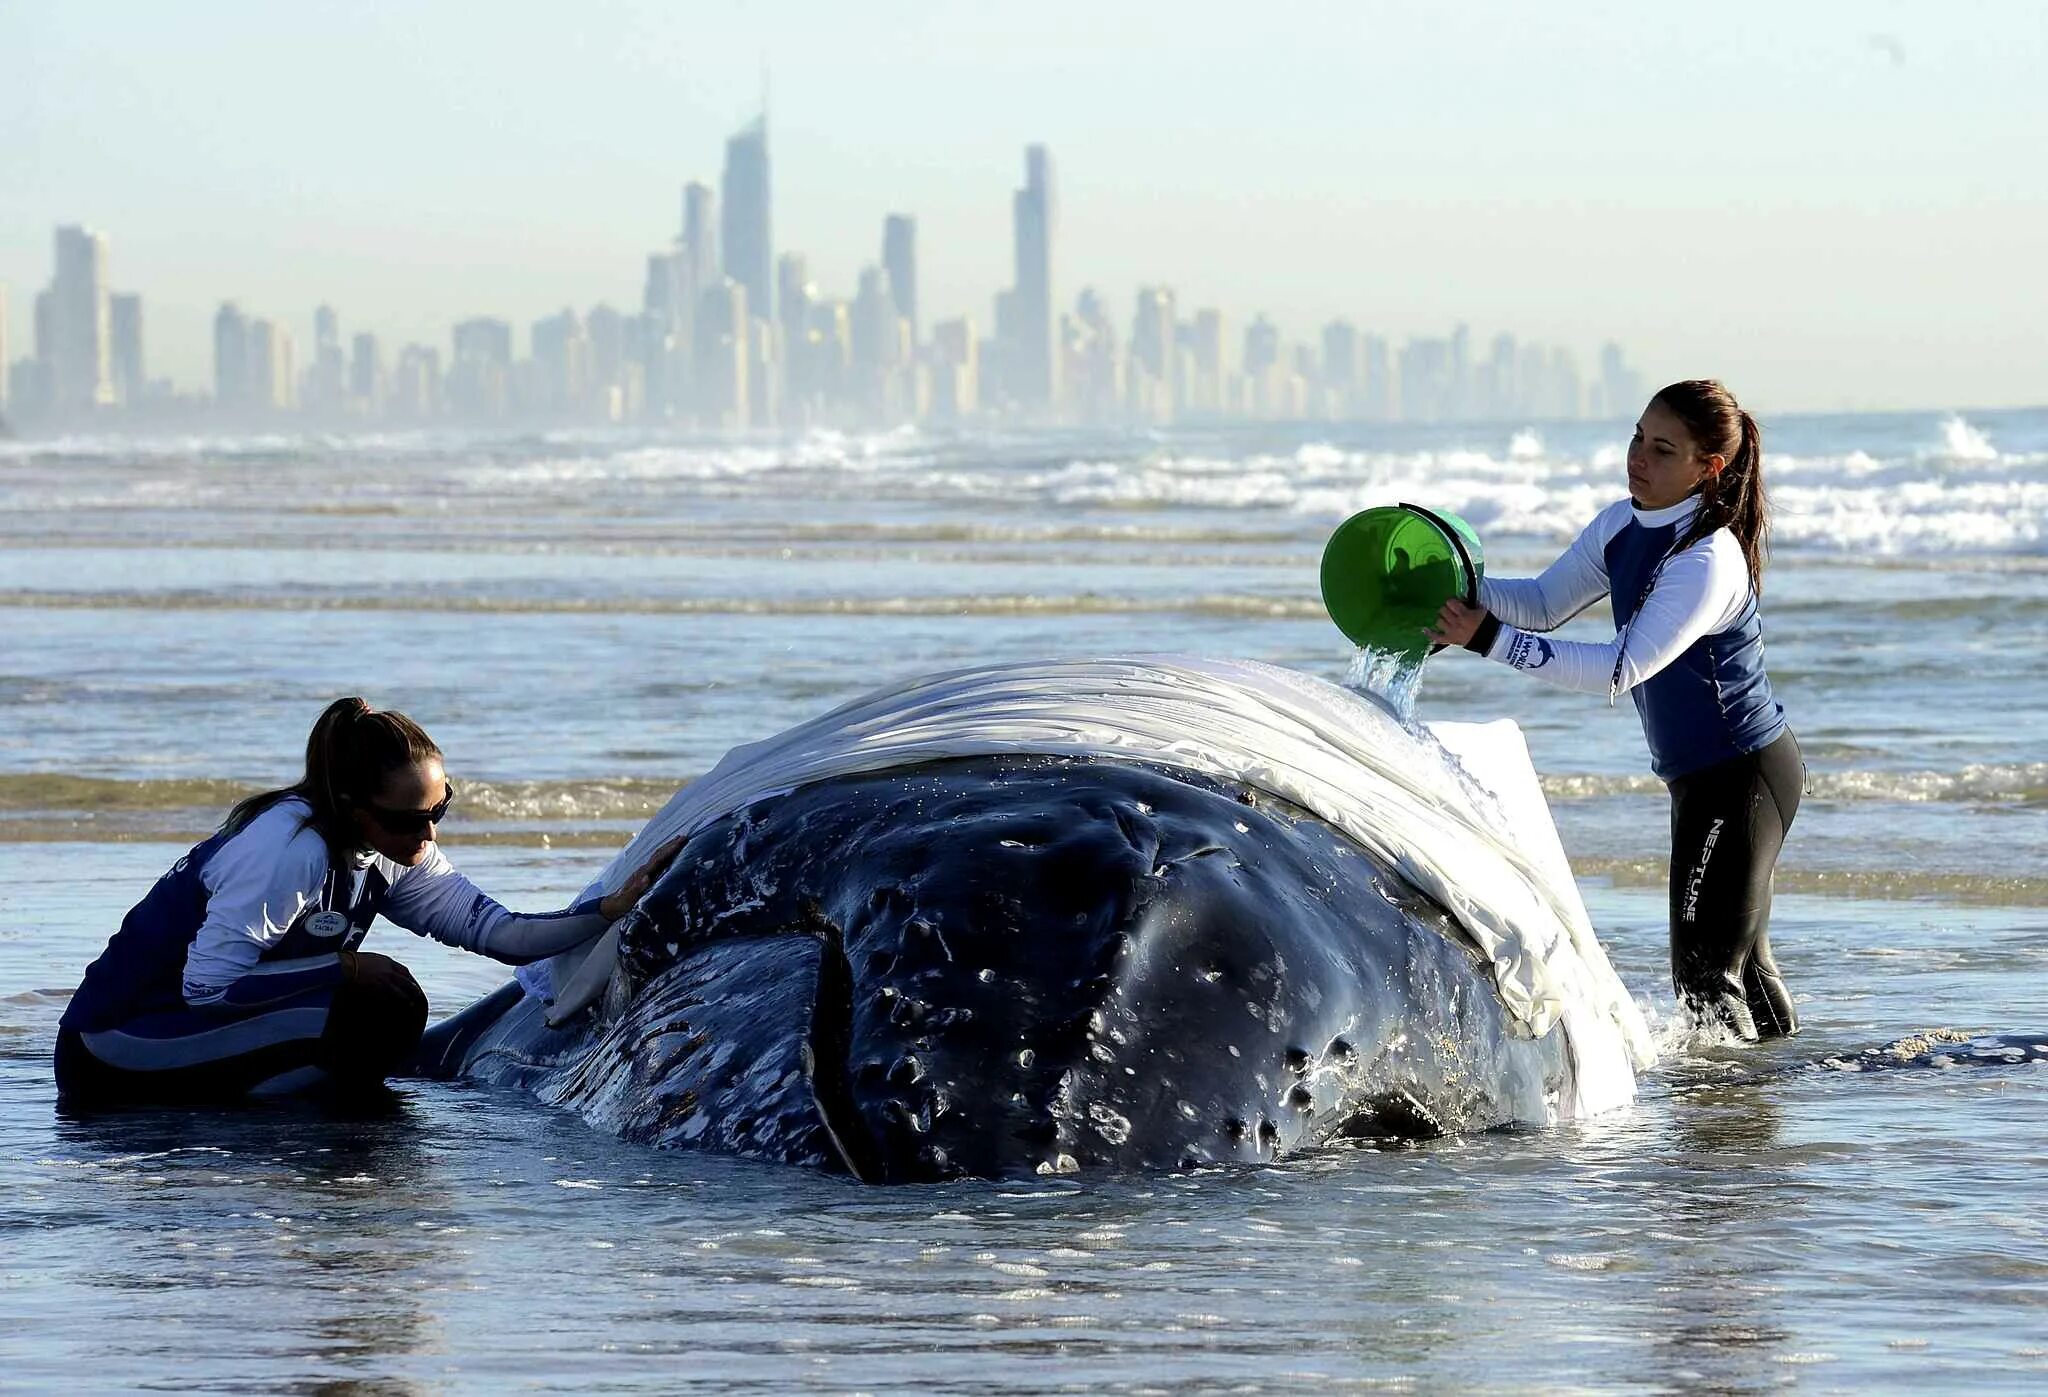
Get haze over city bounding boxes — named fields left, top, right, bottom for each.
left=3, top=0, right=2044, bottom=416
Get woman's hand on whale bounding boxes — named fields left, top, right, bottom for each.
left=1426, top=599, right=1487, bottom=650
left=600, top=836, right=686, bottom=921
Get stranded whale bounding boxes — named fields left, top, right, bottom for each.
left=415, top=657, right=1655, bottom=1180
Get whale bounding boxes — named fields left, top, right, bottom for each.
left=415, top=657, right=1655, bottom=1181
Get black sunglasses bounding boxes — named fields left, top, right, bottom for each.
left=361, top=781, right=456, bottom=835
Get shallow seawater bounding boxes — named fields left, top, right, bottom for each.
left=3, top=416, right=2046, bottom=1390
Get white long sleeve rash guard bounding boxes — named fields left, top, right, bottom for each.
left=1474, top=495, right=1752, bottom=695
left=180, top=797, right=611, bottom=1006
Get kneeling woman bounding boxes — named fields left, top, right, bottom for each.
left=1430, top=379, right=1803, bottom=1041
left=56, top=698, right=677, bottom=1103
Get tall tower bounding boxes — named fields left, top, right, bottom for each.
left=109, top=293, right=144, bottom=407
left=214, top=302, right=250, bottom=410
left=882, top=214, right=917, bottom=346
left=312, top=304, right=344, bottom=414
left=50, top=225, right=112, bottom=413
left=1009, top=146, right=1056, bottom=413
left=681, top=181, right=718, bottom=296
left=720, top=117, right=772, bottom=327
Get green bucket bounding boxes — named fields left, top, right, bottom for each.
left=1320, top=503, right=1485, bottom=658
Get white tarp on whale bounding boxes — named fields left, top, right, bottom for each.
left=569, top=655, right=1656, bottom=1120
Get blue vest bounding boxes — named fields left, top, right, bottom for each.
left=60, top=810, right=390, bottom=1033
left=1606, top=519, right=1786, bottom=782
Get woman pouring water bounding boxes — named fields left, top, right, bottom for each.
left=55, top=697, right=681, bottom=1104
left=1427, top=379, right=1803, bottom=1042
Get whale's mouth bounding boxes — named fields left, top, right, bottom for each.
left=797, top=902, right=883, bottom=1183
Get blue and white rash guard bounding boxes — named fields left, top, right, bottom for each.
left=1474, top=495, right=1787, bottom=781
left=61, top=796, right=610, bottom=1033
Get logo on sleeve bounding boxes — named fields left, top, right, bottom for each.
left=1507, top=634, right=1555, bottom=671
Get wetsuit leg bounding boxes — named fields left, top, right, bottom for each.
left=320, top=951, right=430, bottom=1084
left=1666, top=729, right=1803, bottom=1041
left=57, top=983, right=339, bottom=1105
left=54, top=953, right=429, bottom=1106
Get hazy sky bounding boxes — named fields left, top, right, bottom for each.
left=3, top=0, right=2044, bottom=412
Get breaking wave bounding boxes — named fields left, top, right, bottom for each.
left=4, top=413, right=2043, bottom=556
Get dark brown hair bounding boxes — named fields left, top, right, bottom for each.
left=1650, top=379, right=1769, bottom=592
left=223, top=697, right=442, bottom=856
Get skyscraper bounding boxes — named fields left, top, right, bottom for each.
left=1125, top=287, right=1177, bottom=422
left=1321, top=319, right=1360, bottom=417
left=694, top=279, right=750, bottom=429
left=214, top=302, right=250, bottom=409
left=109, top=293, right=143, bottom=408
left=310, top=305, right=344, bottom=414
left=777, top=253, right=815, bottom=411
left=882, top=214, right=917, bottom=345
left=720, top=118, right=772, bottom=327
left=1186, top=309, right=1227, bottom=416
left=451, top=317, right=513, bottom=418
left=681, top=181, right=718, bottom=296
left=1008, top=146, right=1056, bottom=412
left=350, top=332, right=382, bottom=413
left=50, top=225, right=112, bottom=414
left=248, top=319, right=294, bottom=411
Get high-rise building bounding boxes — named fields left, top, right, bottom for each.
left=248, top=319, right=294, bottom=411
left=775, top=252, right=813, bottom=410
left=349, top=332, right=382, bottom=413
left=1185, top=309, right=1227, bottom=417
left=682, top=181, right=718, bottom=296
left=530, top=309, right=592, bottom=417
left=1129, top=286, right=1177, bottom=421
left=390, top=344, right=441, bottom=419
left=1007, top=145, right=1056, bottom=412
left=882, top=214, right=917, bottom=346
left=1597, top=341, right=1642, bottom=420
left=309, top=305, right=345, bottom=414
left=694, top=279, right=750, bottom=428
left=851, top=265, right=910, bottom=423
left=1321, top=320, right=1359, bottom=417
left=50, top=225, right=112, bottom=414
left=1065, top=289, right=1121, bottom=424
left=109, top=293, right=143, bottom=408
left=929, top=317, right=978, bottom=421
left=214, top=302, right=250, bottom=410
left=1362, top=335, right=1392, bottom=421
left=586, top=303, right=629, bottom=420
left=449, top=317, right=513, bottom=419
left=1243, top=315, right=1283, bottom=417
left=720, top=118, right=772, bottom=327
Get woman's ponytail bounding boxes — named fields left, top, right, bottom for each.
left=1728, top=410, right=1769, bottom=593
left=223, top=696, right=441, bottom=856
left=1653, top=380, right=1770, bottom=594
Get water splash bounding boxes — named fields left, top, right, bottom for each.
left=1344, top=645, right=1427, bottom=723
left=1938, top=415, right=1997, bottom=463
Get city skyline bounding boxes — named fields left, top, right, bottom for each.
left=4, top=2, right=2044, bottom=414
left=3, top=131, right=1646, bottom=435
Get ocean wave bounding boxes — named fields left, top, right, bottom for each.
left=4, top=416, right=2044, bottom=555
left=1543, top=763, right=2047, bottom=805
left=0, top=589, right=1328, bottom=619
left=1576, top=857, right=2048, bottom=907
left=0, top=773, right=678, bottom=820
left=7, top=761, right=2038, bottom=824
